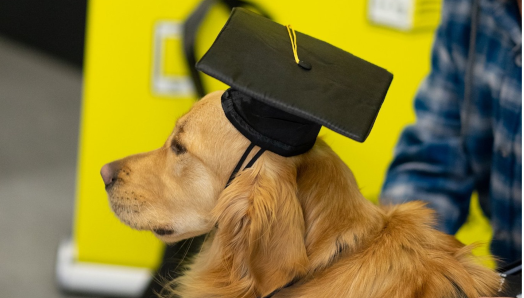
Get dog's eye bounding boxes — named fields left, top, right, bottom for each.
left=171, top=140, right=187, bottom=155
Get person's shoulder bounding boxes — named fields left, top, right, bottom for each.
left=441, top=0, right=474, bottom=25
left=437, top=0, right=474, bottom=53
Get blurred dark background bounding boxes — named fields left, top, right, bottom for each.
left=0, top=1, right=89, bottom=297
left=0, top=0, right=87, bottom=67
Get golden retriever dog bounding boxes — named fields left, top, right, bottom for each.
left=101, top=91, right=501, bottom=298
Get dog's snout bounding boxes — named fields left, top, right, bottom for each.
left=101, top=162, right=119, bottom=189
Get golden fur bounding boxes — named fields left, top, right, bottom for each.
left=104, top=91, right=500, bottom=298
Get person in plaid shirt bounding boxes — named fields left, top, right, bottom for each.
left=381, top=0, right=521, bottom=266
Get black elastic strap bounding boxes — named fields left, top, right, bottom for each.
left=224, top=142, right=289, bottom=298
left=183, top=0, right=272, bottom=98
left=225, top=143, right=265, bottom=188
left=226, top=143, right=255, bottom=187
left=245, top=148, right=266, bottom=169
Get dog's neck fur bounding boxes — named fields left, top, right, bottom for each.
left=169, top=141, right=385, bottom=298
left=295, top=141, right=384, bottom=273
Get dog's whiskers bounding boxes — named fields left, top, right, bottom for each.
left=173, top=237, right=194, bottom=274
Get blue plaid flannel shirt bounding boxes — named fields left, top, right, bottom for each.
left=381, top=0, right=521, bottom=264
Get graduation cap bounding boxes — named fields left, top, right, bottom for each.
left=195, top=7, right=393, bottom=182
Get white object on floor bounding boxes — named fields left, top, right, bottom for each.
left=56, top=238, right=152, bottom=297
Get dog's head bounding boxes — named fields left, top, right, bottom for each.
left=102, top=90, right=312, bottom=295
left=101, top=91, right=252, bottom=243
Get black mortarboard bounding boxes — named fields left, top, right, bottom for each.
left=196, top=7, right=393, bottom=157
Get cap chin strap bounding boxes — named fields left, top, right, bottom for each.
left=223, top=144, right=300, bottom=298
left=225, top=143, right=266, bottom=188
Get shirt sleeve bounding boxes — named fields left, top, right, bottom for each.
left=380, top=0, right=475, bottom=235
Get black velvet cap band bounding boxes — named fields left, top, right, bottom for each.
left=222, top=89, right=321, bottom=157
left=196, top=8, right=393, bottom=157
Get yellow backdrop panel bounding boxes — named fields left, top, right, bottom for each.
left=75, top=0, right=491, bottom=270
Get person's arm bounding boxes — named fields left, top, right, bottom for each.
left=381, top=0, right=475, bottom=235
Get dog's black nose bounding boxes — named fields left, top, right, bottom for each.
left=101, top=162, right=119, bottom=189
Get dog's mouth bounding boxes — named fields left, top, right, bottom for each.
left=153, top=228, right=175, bottom=236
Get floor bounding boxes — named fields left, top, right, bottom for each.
left=0, top=36, right=102, bottom=298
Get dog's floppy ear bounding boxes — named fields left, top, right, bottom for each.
left=213, top=153, right=308, bottom=297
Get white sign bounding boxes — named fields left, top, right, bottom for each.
left=152, top=21, right=194, bottom=97
left=368, top=0, right=442, bottom=31
left=368, top=0, right=413, bottom=30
